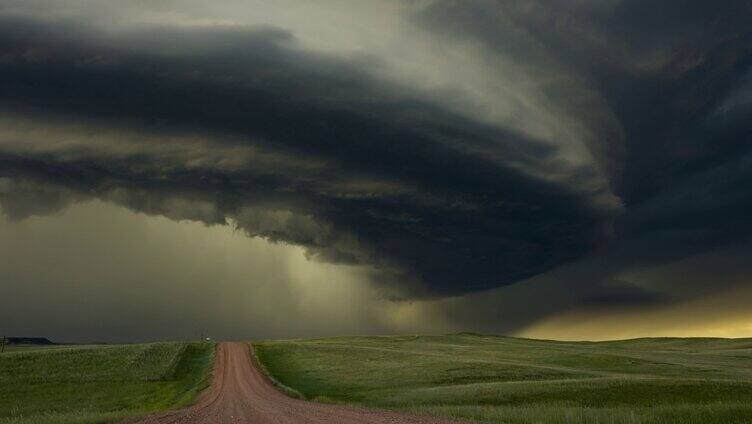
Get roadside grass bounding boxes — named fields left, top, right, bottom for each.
left=0, top=342, right=215, bottom=424
left=254, top=334, right=752, bottom=424
left=249, top=346, right=304, bottom=400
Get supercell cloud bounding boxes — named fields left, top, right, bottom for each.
left=1, top=1, right=751, bottom=340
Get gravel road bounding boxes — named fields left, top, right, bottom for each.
left=132, top=341, right=463, bottom=423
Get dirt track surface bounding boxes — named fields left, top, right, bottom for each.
left=133, top=341, right=463, bottom=423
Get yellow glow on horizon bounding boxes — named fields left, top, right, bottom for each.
left=515, top=288, right=752, bottom=341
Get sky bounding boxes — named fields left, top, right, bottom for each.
left=1, top=0, right=751, bottom=342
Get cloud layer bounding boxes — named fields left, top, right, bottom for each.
left=1, top=1, right=751, bottom=338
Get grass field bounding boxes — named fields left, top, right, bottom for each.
left=0, top=342, right=214, bottom=424
left=254, top=334, right=752, bottom=424
left=2, top=345, right=71, bottom=353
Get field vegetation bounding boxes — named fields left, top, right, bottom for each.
left=254, top=334, right=752, bottom=424
left=0, top=342, right=214, bottom=424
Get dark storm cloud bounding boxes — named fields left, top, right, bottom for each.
left=417, top=0, right=752, bottom=267
left=1, top=0, right=751, bottom=307
left=577, top=280, right=669, bottom=307
left=0, top=13, right=616, bottom=296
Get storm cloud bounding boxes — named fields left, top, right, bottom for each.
left=1, top=1, right=752, bottom=339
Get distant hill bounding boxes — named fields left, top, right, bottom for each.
left=6, top=337, right=55, bottom=345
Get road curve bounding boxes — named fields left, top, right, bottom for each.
left=133, top=341, right=464, bottom=423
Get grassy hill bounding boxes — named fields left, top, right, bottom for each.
left=254, top=334, right=752, bottom=424
left=0, top=342, right=214, bottom=424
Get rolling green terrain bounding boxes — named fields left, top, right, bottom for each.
left=1, top=345, right=70, bottom=353
left=0, top=342, right=214, bottom=424
left=254, top=334, right=752, bottom=424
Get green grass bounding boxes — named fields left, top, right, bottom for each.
left=254, top=334, right=752, bottom=424
left=0, top=342, right=215, bottom=424
left=1, top=345, right=71, bottom=353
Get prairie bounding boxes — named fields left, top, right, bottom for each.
left=254, top=334, right=752, bottom=424
left=0, top=342, right=214, bottom=424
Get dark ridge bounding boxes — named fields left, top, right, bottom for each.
left=6, top=337, right=55, bottom=345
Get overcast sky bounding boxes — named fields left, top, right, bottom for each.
left=1, top=0, right=751, bottom=342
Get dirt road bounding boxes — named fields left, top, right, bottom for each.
left=133, top=341, right=463, bottom=423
